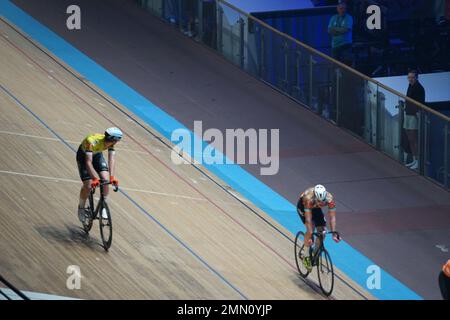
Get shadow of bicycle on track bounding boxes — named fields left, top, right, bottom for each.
left=35, top=224, right=106, bottom=252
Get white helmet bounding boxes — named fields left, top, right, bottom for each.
left=105, top=127, right=123, bottom=141
left=314, top=184, right=327, bottom=202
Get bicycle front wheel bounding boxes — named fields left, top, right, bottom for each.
left=294, top=231, right=310, bottom=278
left=83, top=194, right=95, bottom=233
left=317, top=248, right=334, bottom=296
left=99, top=201, right=113, bottom=251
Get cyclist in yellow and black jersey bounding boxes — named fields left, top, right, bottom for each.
left=76, top=128, right=122, bottom=221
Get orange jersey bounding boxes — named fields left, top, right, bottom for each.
left=300, top=187, right=336, bottom=212
left=443, top=260, right=450, bottom=277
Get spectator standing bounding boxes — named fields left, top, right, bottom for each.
left=328, top=1, right=353, bottom=65
left=201, top=0, right=217, bottom=48
left=182, top=0, right=197, bottom=38
left=403, top=70, right=425, bottom=170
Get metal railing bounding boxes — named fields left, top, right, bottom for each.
left=137, top=0, right=450, bottom=190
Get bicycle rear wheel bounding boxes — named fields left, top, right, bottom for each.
left=317, top=248, right=334, bottom=296
left=294, top=231, right=311, bottom=278
left=99, top=201, right=112, bottom=251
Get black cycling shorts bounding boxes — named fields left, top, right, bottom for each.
left=76, top=146, right=109, bottom=181
left=297, top=197, right=327, bottom=227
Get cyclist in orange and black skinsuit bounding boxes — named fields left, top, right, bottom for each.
left=297, top=185, right=341, bottom=270
left=439, top=260, right=450, bottom=300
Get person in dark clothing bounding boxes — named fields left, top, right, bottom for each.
left=439, top=260, right=450, bottom=300
left=403, top=70, right=425, bottom=170
left=201, top=0, right=216, bottom=48
left=182, top=0, right=197, bottom=37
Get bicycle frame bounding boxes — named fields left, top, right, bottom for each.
left=89, top=181, right=118, bottom=219
left=310, top=231, right=339, bottom=264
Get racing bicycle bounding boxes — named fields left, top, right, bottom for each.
left=294, top=230, right=340, bottom=296
left=81, top=180, right=118, bottom=251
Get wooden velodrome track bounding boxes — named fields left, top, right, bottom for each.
left=0, top=18, right=373, bottom=300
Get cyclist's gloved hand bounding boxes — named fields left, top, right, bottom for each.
left=332, top=233, right=341, bottom=243
left=110, top=176, right=119, bottom=187
left=91, top=177, right=100, bottom=188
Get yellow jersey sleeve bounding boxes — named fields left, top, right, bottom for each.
left=81, top=134, right=108, bottom=153
left=83, top=136, right=95, bottom=152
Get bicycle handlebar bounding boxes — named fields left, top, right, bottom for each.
left=311, top=231, right=340, bottom=239
left=92, top=181, right=119, bottom=193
